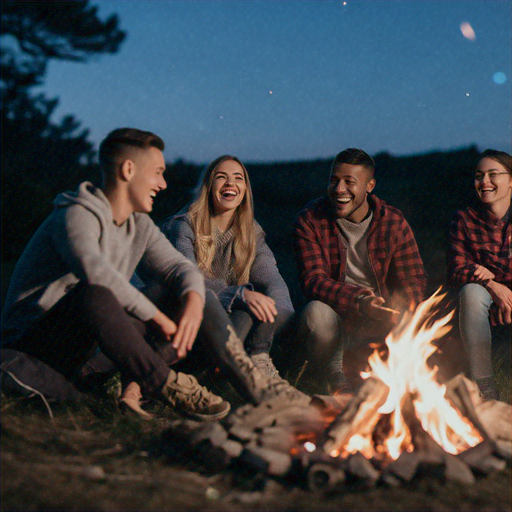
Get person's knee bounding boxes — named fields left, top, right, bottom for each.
left=298, top=301, right=342, bottom=350
left=460, top=283, right=492, bottom=315
left=82, top=284, right=119, bottom=310
left=80, top=285, right=140, bottom=334
left=459, top=283, right=492, bottom=348
left=302, top=301, right=340, bottom=331
left=204, top=289, right=223, bottom=313
left=201, top=290, right=232, bottom=336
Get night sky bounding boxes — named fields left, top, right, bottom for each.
left=39, top=0, right=511, bottom=164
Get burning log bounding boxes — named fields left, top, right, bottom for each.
left=445, top=374, right=512, bottom=462
left=319, top=377, right=390, bottom=457
left=444, top=374, right=494, bottom=444
left=400, top=393, right=476, bottom=485
left=455, top=376, right=512, bottom=461
left=310, top=393, right=353, bottom=418
left=400, top=393, right=445, bottom=465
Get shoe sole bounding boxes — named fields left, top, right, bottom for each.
left=177, top=401, right=231, bottom=422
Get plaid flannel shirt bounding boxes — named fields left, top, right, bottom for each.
left=447, top=205, right=512, bottom=326
left=293, top=195, right=427, bottom=333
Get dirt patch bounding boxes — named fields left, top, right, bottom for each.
left=2, top=385, right=511, bottom=512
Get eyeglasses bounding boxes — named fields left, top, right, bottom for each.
left=474, top=171, right=510, bottom=182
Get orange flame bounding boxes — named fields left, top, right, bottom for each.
left=342, top=288, right=483, bottom=460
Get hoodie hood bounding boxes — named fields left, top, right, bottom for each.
left=54, top=182, right=113, bottom=225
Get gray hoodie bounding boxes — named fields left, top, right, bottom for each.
left=2, top=182, right=204, bottom=345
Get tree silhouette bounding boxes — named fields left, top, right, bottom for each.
left=1, top=1, right=126, bottom=262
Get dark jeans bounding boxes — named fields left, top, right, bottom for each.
left=11, top=283, right=267, bottom=402
left=12, top=284, right=171, bottom=394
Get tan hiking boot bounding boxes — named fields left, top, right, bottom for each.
left=119, top=381, right=153, bottom=419
left=225, top=325, right=307, bottom=403
left=250, top=353, right=280, bottom=378
left=159, top=370, right=231, bottom=421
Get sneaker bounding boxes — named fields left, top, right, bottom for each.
left=250, top=353, right=280, bottom=378
left=158, top=370, right=231, bottom=421
left=119, top=381, right=153, bottom=419
left=325, top=369, right=352, bottom=395
left=324, top=349, right=352, bottom=395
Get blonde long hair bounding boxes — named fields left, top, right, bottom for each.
left=188, top=155, right=256, bottom=285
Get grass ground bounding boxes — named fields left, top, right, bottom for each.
left=2, top=353, right=511, bottom=512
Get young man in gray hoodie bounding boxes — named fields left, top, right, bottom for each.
left=2, top=128, right=287, bottom=420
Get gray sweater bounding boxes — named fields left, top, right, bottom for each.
left=2, top=182, right=205, bottom=345
left=161, top=213, right=294, bottom=317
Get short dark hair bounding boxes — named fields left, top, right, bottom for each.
left=331, top=148, right=376, bottom=176
left=475, top=149, right=511, bottom=175
left=99, top=128, right=165, bottom=184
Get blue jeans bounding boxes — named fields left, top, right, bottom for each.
left=459, top=283, right=493, bottom=379
left=296, top=301, right=376, bottom=370
left=230, top=303, right=294, bottom=356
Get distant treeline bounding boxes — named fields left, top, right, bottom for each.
left=2, top=146, right=480, bottom=308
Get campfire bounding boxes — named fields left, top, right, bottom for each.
left=323, top=288, right=483, bottom=462
left=162, top=289, right=511, bottom=492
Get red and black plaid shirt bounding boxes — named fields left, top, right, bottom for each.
left=447, top=205, right=512, bottom=325
left=293, top=195, right=427, bottom=333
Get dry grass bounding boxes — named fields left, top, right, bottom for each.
left=2, top=364, right=511, bottom=512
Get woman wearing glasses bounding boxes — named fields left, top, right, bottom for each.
left=447, top=149, right=512, bottom=400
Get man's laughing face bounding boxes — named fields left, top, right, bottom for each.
left=328, top=163, right=375, bottom=223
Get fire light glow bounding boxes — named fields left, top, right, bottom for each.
left=340, top=288, right=483, bottom=461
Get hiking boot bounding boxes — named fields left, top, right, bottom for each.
left=325, top=368, right=352, bottom=395
left=119, top=381, right=153, bottom=419
left=158, top=370, right=231, bottom=421
left=224, top=325, right=285, bottom=400
left=250, top=353, right=280, bottom=378
left=325, top=350, right=352, bottom=395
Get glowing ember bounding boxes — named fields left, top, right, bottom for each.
left=304, top=442, right=316, bottom=453
left=340, top=288, right=483, bottom=461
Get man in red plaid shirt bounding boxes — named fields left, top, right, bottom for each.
left=447, top=149, right=511, bottom=401
left=293, top=148, right=427, bottom=393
